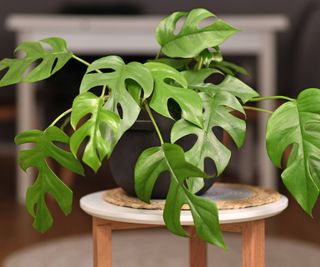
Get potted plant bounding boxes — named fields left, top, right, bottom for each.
left=0, top=8, right=319, bottom=248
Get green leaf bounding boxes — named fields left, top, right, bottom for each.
left=80, top=56, right=154, bottom=147
left=134, top=143, right=224, bottom=247
left=70, top=92, right=120, bottom=172
left=212, top=60, right=250, bottom=76
left=145, top=62, right=203, bottom=127
left=266, top=88, right=320, bottom=215
left=14, top=126, right=84, bottom=232
left=156, top=8, right=239, bottom=58
left=181, top=68, right=221, bottom=85
left=171, top=92, right=246, bottom=192
left=0, top=37, right=73, bottom=86
left=196, top=48, right=223, bottom=67
left=148, top=58, right=192, bottom=70
left=182, top=70, right=259, bottom=103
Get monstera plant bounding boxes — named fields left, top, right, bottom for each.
left=0, top=8, right=319, bottom=248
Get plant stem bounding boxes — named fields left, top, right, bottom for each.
left=243, top=106, right=273, bottom=114
left=72, top=54, right=102, bottom=73
left=50, top=108, right=72, bottom=127
left=72, top=54, right=108, bottom=96
left=248, top=95, right=294, bottom=102
left=101, top=85, right=107, bottom=98
left=196, top=57, right=203, bottom=70
left=155, top=50, right=161, bottom=60
left=143, top=101, right=164, bottom=145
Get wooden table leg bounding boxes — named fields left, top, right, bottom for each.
left=242, top=219, right=265, bottom=267
left=189, top=227, right=207, bottom=267
left=93, top=217, right=112, bottom=267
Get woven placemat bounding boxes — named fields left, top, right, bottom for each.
left=103, top=183, right=280, bottom=210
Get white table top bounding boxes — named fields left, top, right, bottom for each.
left=80, top=190, right=288, bottom=225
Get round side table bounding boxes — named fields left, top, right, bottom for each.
left=80, top=187, right=288, bottom=267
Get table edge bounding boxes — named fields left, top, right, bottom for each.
left=80, top=191, right=288, bottom=225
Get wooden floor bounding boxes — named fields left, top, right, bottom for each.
left=0, top=155, right=319, bottom=265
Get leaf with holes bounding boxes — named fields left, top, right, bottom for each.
left=134, top=143, right=224, bottom=248
left=171, top=92, right=246, bottom=192
left=182, top=69, right=259, bottom=103
left=156, top=8, right=239, bottom=58
left=266, top=88, right=320, bottom=215
left=70, top=92, right=120, bottom=172
left=145, top=62, right=203, bottom=127
left=80, top=56, right=153, bottom=148
left=0, top=37, right=73, bottom=86
left=14, top=126, right=84, bottom=232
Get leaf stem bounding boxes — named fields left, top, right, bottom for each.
left=243, top=106, right=273, bottom=114
left=50, top=108, right=72, bottom=127
left=143, top=101, right=164, bottom=145
left=101, top=85, right=107, bottom=98
left=155, top=50, right=161, bottom=60
left=72, top=54, right=102, bottom=73
left=196, top=57, right=203, bottom=70
left=72, top=54, right=108, bottom=96
left=248, top=95, right=294, bottom=102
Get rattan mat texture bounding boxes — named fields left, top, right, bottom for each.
left=103, top=183, right=280, bottom=210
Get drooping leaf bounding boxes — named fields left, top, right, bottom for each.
left=171, top=92, right=246, bottom=192
left=0, top=37, right=73, bottom=86
left=182, top=69, right=259, bottom=103
left=70, top=92, right=120, bottom=172
left=266, top=88, right=320, bottom=215
left=80, top=56, right=154, bottom=148
left=14, top=126, right=84, bottom=232
left=145, top=62, right=203, bottom=127
left=134, top=143, right=224, bottom=248
left=156, top=8, right=239, bottom=58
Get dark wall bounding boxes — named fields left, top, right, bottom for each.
left=0, top=0, right=315, bottom=57
left=0, top=0, right=320, bottom=95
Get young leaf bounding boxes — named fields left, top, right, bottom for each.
left=156, top=8, right=239, bottom=58
left=212, top=60, right=250, bottom=76
left=148, top=58, right=192, bottom=70
left=266, top=88, right=320, bottom=215
left=80, top=56, right=154, bottom=147
left=70, top=92, right=120, bottom=172
left=171, top=92, right=246, bottom=192
left=182, top=69, right=259, bottom=103
left=134, top=143, right=225, bottom=248
left=14, top=126, right=84, bottom=232
left=0, top=37, right=73, bottom=86
left=145, top=62, right=203, bottom=127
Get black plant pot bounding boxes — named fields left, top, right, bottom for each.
left=109, top=110, right=217, bottom=199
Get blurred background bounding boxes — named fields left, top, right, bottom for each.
left=0, top=0, right=320, bottom=266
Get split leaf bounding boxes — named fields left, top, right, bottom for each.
left=156, top=8, right=239, bottom=58
left=14, top=126, right=84, bottom=232
left=70, top=92, right=120, bottom=172
left=0, top=37, right=72, bottom=86
left=171, top=92, right=246, bottom=192
left=182, top=69, right=259, bottom=103
left=134, top=143, right=224, bottom=248
left=266, top=88, right=320, bottom=215
left=80, top=56, right=153, bottom=148
left=145, top=62, right=203, bottom=127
